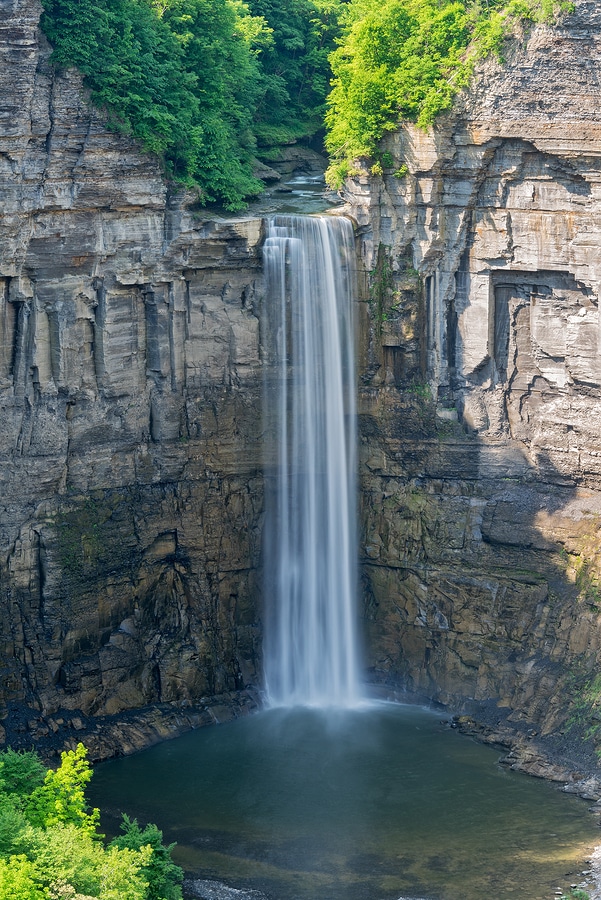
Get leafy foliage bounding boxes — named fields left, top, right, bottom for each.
left=325, top=0, right=575, bottom=186
left=157, top=0, right=266, bottom=207
left=110, top=817, right=183, bottom=900
left=39, top=0, right=575, bottom=200
left=21, top=825, right=152, bottom=900
left=40, top=0, right=345, bottom=209
left=26, top=743, right=99, bottom=835
left=0, top=751, right=46, bottom=800
left=0, top=745, right=183, bottom=900
left=0, top=855, right=46, bottom=900
left=245, top=0, right=343, bottom=144
left=568, top=670, right=601, bottom=747
left=40, top=0, right=267, bottom=209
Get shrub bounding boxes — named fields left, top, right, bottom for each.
left=325, top=0, right=575, bottom=186
left=0, top=744, right=182, bottom=900
left=109, top=816, right=183, bottom=900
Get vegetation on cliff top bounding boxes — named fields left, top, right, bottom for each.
left=40, top=0, right=574, bottom=205
left=325, top=0, right=576, bottom=186
left=0, top=744, right=182, bottom=900
left=40, top=0, right=340, bottom=210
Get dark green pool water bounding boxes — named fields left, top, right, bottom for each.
left=88, top=703, right=597, bottom=900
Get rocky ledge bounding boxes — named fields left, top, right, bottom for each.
left=2, top=689, right=261, bottom=762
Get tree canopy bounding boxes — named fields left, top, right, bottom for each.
left=40, top=0, right=342, bottom=209
left=41, top=0, right=268, bottom=209
left=325, top=0, right=575, bottom=186
left=0, top=744, right=183, bottom=900
left=40, top=0, right=574, bottom=204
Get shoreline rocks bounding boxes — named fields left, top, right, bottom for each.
left=2, top=689, right=262, bottom=763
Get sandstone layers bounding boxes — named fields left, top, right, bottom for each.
left=0, top=0, right=265, bottom=738
left=347, top=0, right=601, bottom=744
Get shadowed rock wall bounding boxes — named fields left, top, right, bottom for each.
left=0, top=0, right=265, bottom=727
left=346, top=0, right=601, bottom=743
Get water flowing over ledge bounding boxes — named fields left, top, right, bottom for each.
left=262, top=214, right=362, bottom=708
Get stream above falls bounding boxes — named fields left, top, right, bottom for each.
left=244, top=173, right=342, bottom=217
left=88, top=702, right=598, bottom=900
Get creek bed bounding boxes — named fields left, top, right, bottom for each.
left=88, top=703, right=597, bottom=900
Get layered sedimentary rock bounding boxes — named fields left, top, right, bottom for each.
left=0, top=0, right=264, bottom=731
left=347, top=0, right=601, bottom=742
left=4, top=0, right=601, bottom=763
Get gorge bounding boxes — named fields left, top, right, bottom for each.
left=1, top=0, right=601, bottom=796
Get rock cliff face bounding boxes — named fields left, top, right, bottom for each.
left=3, top=0, right=601, bottom=760
left=0, top=0, right=264, bottom=732
left=347, top=0, right=601, bottom=744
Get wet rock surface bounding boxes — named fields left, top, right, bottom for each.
left=3, top=690, right=261, bottom=762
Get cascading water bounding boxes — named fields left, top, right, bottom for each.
left=262, top=214, right=362, bottom=708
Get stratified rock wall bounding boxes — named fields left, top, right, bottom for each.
left=0, top=0, right=264, bottom=723
left=347, top=0, right=601, bottom=738
left=5, top=0, right=601, bottom=754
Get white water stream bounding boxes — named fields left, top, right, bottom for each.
left=262, top=214, right=362, bottom=707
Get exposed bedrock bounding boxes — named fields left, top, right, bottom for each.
left=0, top=0, right=265, bottom=730
left=346, top=0, right=601, bottom=745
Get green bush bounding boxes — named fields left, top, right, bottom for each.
left=325, top=0, right=575, bottom=186
left=0, top=855, right=46, bottom=900
left=26, top=743, right=99, bottom=835
left=110, top=816, right=183, bottom=900
left=0, top=750, right=46, bottom=799
left=0, top=745, right=183, bottom=900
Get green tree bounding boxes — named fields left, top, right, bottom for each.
left=246, top=0, right=343, bottom=144
left=109, top=816, right=183, bottom=900
left=40, top=0, right=267, bottom=209
left=0, top=751, right=48, bottom=858
left=0, top=752, right=46, bottom=801
left=159, top=0, right=265, bottom=207
left=0, top=855, right=45, bottom=900
left=325, top=0, right=575, bottom=186
left=0, top=802, right=29, bottom=858
left=0, top=744, right=181, bottom=900
left=25, top=744, right=99, bottom=836
left=22, top=825, right=151, bottom=900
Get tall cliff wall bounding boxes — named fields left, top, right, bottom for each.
left=347, top=0, right=601, bottom=747
left=3, top=0, right=601, bottom=763
left=0, top=0, right=265, bottom=735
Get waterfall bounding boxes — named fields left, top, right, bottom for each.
left=262, top=214, right=362, bottom=708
